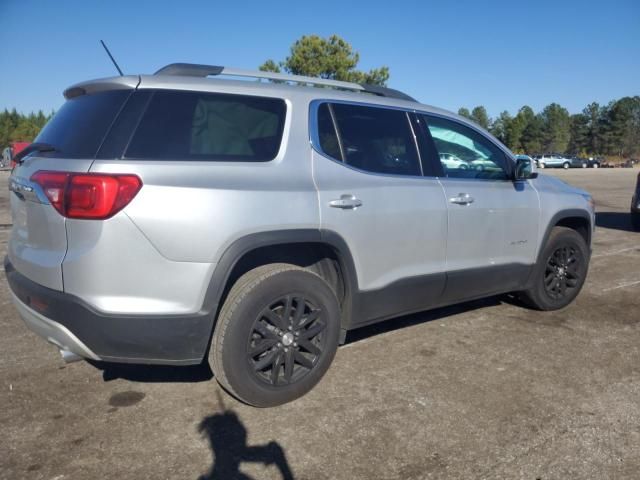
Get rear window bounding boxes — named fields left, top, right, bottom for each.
left=34, top=90, right=131, bottom=158
left=125, top=90, right=287, bottom=162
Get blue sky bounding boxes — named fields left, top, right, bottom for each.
left=0, top=0, right=638, bottom=117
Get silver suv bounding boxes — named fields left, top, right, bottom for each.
left=5, top=64, right=595, bottom=406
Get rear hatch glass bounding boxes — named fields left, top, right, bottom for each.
left=8, top=89, right=131, bottom=290
left=34, top=90, right=131, bottom=159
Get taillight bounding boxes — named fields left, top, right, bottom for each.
left=30, top=171, right=142, bottom=219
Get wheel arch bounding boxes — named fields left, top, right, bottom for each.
left=200, top=229, right=359, bottom=352
left=537, top=209, right=593, bottom=262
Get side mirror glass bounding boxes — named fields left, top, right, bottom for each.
left=514, top=158, right=538, bottom=180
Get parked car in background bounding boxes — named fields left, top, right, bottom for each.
left=1, top=147, right=12, bottom=168
left=567, top=156, right=591, bottom=168
left=439, top=152, right=469, bottom=170
left=587, top=157, right=601, bottom=168
left=536, top=154, right=574, bottom=169
left=632, top=172, right=640, bottom=230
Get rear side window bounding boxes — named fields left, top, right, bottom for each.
left=319, top=103, right=422, bottom=176
left=125, top=91, right=286, bottom=161
left=34, top=90, right=131, bottom=158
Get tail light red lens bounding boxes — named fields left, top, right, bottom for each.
left=30, top=171, right=142, bottom=219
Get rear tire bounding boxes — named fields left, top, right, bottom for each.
left=520, top=227, right=590, bottom=310
left=632, top=212, right=640, bottom=231
left=563, top=162, right=570, bottom=169
left=210, top=263, right=341, bottom=407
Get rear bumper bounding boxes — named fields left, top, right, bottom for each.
left=9, top=289, right=101, bottom=361
left=4, top=257, right=214, bottom=365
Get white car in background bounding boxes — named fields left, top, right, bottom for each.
left=439, top=152, right=469, bottom=170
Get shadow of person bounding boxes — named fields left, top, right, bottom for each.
left=198, top=392, right=294, bottom=480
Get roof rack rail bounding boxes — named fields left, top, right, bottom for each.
left=154, top=63, right=417, bottom=102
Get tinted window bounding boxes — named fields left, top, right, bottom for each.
left=317, top=103, right=342, bottom=160
left=329, top=103, right=421, bottom=176
left=423, top=115, right=509, bottom=180
left=126, top=90, right=286, bottom=161
left=34, top=90, right=131, bottom=158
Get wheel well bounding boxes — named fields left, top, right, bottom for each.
left=555, top=216, right=590, bottom=245
left=222, top=242, right=348, bottom=310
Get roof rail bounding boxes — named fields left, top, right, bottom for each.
left=154, top=63, right=417, bottom=102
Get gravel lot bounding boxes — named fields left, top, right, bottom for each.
left=1, top=168, right=639, bottom=480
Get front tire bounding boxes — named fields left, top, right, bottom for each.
left=632, top=212, right=640, bottom=231
left=210, top=263, right=341, bottom=407
left=520, top=227, right=589, bottom=310
left=563, top=162, right=570, bottom=169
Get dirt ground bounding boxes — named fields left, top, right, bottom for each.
left=1, top=168, right=639, bottom=480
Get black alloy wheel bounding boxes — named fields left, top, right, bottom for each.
left=543, top=245, right=582, bottom=300
left=248, top=295, right=326, bottom=386
left=211, top=263, right=341, bottom=407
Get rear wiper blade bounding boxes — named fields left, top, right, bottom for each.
left=14, top=143, right=58, bottom=164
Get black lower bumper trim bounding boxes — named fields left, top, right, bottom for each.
left=4, top=257, right=215, bottom=365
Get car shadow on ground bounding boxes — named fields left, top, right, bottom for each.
left=88, top=360, right=214, bottom=383
left=596, top=211, right=639, bottom=233
left=89, top=296, right=510, bottom=381
left=345, top=296, right=504, bottom=344
left=197, top=391, right=295, bottom=480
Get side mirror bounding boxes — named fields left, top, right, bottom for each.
left=514, top=158, right=538, bottom=180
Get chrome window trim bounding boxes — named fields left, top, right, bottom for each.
left=308, top=99, right=428, bottom=180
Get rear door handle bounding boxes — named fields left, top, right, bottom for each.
left=449, top=193, right=474, bottom=205
left=329, top=194, right=363, bottom=210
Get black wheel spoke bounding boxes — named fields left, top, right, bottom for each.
left=544, top=272, right=556, bottom=286
left=282, top=295, right=293, bottom=325
left=559, top=277, right=567, bottom=295
left=292, top=296, right=305, bottom=325
left=294, top=351, right=314, bottom=369
left=270, top=352, right=283, bottom=385
left=253, top=350, right=278, bottom=371
left=249, top=338, right=277, bottom=357
left=263, top=308, right=287, bottom=331
left=297, top=338, right=321, bottom=355
left=254, top=321, right=279, bottom=340
left=300, top=320, right=326, bottom=340
left=283, top=349, right=294, bottom=383
left=298, top=309, right=320, bottom=329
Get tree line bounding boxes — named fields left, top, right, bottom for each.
left=0, top=109, right=52, bottom=150
left=2, top=34, right=638, bottom=161
left=459, top=97, right=640, bottom=159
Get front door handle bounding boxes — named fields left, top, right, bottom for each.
left=449, top=193, right=474, bottom=205
left=329, top=194, right=363, bottom=210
